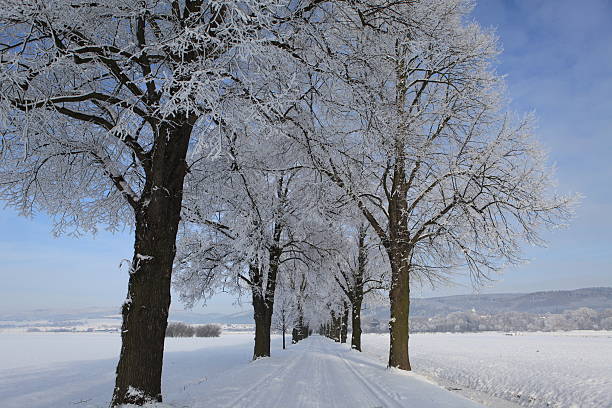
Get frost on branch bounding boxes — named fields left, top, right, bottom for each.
left=0, top=0, right=305, bottom=235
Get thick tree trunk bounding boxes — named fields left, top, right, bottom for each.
left=252, top=244, right=280, bottom=358
left=385, top=140, right=412, bottom=371
left=340, top=302, right=349, bottom=344
left=387, top=249, right=411, bottom=370
left=112, top=119, right=194, bottom=406
left=253, top=294, right=272, bottom=359
left=351, top=298, right=363, bottom=351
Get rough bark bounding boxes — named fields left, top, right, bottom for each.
left=387, top=246, right=411, bottom=370
left=292, top=301, right=306, bottom=343
left=112, top=118, right=194, bottom=406
left=385, top=125, right=412, bottom=370
left=340, top=302, right=349, bottom=343
left=292, top=327, right=299, bottom=344
left=330, top=311, right=341, bottom=342
left=250, top=241, right=281, bottom=359
left=350, top=298, right=363, bottom=351
left=252, top=293, right=273, bottom=359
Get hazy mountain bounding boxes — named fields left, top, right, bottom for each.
left=0, top=307, right=120, bottom=322
left=0, top=307, right=254, bottom=325
left=363, top=287, right=612, bottom=320
left=411, top=287, right=612, bottom=316
left=2, top=287, right=610, bottom=324
left=169, top=310, right=253, bottom=324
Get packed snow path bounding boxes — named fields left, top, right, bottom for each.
left=197, top=335, right=484, bottom=408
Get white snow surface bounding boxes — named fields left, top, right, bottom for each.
left=1, top=331, right=610, bottom=407
left=362, top=332, right=612, bottom=408
left=0, top=332, right=483, bottom=408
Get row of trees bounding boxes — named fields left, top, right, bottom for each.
left=0, top=0, right=575, bottom=405
left=165, top=322, right=222, bottom=337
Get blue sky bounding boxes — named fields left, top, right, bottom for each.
left=1, top=0, right=611, bottom=313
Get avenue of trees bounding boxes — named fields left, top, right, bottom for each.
left=0, top=0, right=576, bottom=405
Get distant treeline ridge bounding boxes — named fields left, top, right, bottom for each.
left=165, top=322, right=222, bottom=338
left=363, top=307, right=612, bottom=333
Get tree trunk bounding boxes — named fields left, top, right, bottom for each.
left=252, top=244, right=280, bottom=358
left=351, top=298, right=363, bottom=351
left=292, top=327, right=299, bottom=344
left=253, top=293, right=272, bottom=359
left=340, top=302, right=349, bottom=343
left=282, top=325, right=286, bottom=349
left=385, top=139, right=412, bottom=371
left=387, top=248, right=411, bottom=370
left=292, top=304, right=305, bottom=343
left=330, top=311, right=341, bottom=342
left=112, top=118, right=194, bottom=406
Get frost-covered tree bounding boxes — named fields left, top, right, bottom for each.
left=272, top=275, right=298, bottom=350
left=332, top=223, right=387, bottom=351
left=292, top=0, right=577, bottom=370
left=173, top=129, right=334, bottom=359
left=0, top=0, right=333, bottom=404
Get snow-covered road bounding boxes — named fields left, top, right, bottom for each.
left=197, top=335, right=484, bottom=408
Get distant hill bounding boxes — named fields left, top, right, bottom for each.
left=410, top=287, right=612, bottom=316
left=0, top=306, right=255, bottom=325
left=2, top=287, right=611, bottom=324
left=359, top=287, right=612, bottom=321
left=0, top=307, right=121, bottom=322
left=169, top=310, right=253, bottom=324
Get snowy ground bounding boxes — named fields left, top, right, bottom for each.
left=0, top=331, right=610, bottom=408
left=0, top=332, right=482, bottom=408
left=0, top=332, right=260, bottom=407
left=362, top=332, right=612, bottom=408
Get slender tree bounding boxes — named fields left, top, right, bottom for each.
left=272, top=278, right=297, bottom=350
left=332, top=224, right=386, bottom=351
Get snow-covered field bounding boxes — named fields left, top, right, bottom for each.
left=0, top=331, right=610, bottom=407
left=363, top=331, right=612, bottom=408
left=0, top=332, right=261, bottom=407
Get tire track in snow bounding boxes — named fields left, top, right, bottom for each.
left=329, top=346, right=405, bottom=408
left=218, top=347, right=308, bottom=408
left=320, top=346, right=347, bottom=408
left=261, top=342, right=319, bottom=408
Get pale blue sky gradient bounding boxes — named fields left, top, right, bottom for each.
left=1, top=0, right=611, bottom=313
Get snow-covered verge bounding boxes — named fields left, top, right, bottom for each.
left=0, top=332, right=261, bottom=407
left=0, top=332, right=485, bottom=408
left=362, top=331, right=612, bottom=408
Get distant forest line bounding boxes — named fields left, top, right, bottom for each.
left=363, top=307, right=612, bottom=333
